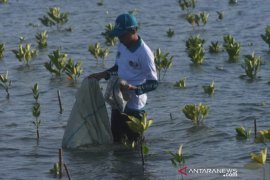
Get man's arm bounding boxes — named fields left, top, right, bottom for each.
left=135, top=80, right=158, bottom=95
left=88, top=65, right=118, bottom=80
left=104, top=64, right=118, bottom=80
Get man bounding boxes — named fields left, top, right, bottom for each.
left=89, top=13, right=158, bottom=143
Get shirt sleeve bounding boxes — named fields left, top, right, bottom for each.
left=135, top=47, right=158, bottom=95
left=141, top=48, right=158, bottom=81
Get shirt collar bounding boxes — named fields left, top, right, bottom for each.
left=128, top=36, right=142, bottom=53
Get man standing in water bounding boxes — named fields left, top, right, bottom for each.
left=89, top=13, right=158, bottom=143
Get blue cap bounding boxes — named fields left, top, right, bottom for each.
left=110, top=14, right=138, bottom=37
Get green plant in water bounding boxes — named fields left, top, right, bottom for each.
left=235, top=127, right=251, bottom=139
left=19, top=36, right=26, bottom=43
left=32, top=83, right=39, bottom=103
left=166, top=28, right=175, bottom=38
left=185, top=13, right=200, bottom=28
left=186, top=35, right=205, bottom=64
left=216, top=11, right=224, bottom=20
left=250, top=147, right=267, bottom=165
left=261, top=25, right=270, bottom=50
left=44, top=49, right=67, bottom=77
left=248, top=147, right=268, bottom=178
left=36, top=31, right=48, bottom=48
left=255, top=129, right=270, bottom=143
left=203, top=80, right=215, bottom=95
left=64, top=59, right=83, bottom=81
left=182, top=103, right=209, bottom=125
left=0, top=71, right=11, bottom=98
left=99, top=47, right=109, bottom=65
left=223, top=35, right=241, bottom=62
left=0, top=0, right=8, bottom=4
left=174, top=77, right=186, bottom=88
left=154, top=48, right=174, bottom=80
left=50, top=162, right=60, bottom=176
left=177, top=0, right=196, bottom=12
left=101, top=23, right=118, bottom=46
left=209, top=41, right=222, bottom=53
left=200, top=12, right=209, bottom=26
left=186, top=35, right=205, bottom=49
left=167, top=144, right=185, bottom=171
left=229, top=0, right=238, bottom=5
left=12, top=44, right=38, bottom=65
left=39, top=7, right=68, bottom=30
left=88, top=42, right=109, bottom=65
left=241, top=52, right=261, bottom=79
left=185, top=12, right=208, bottom=28
left=32, top=87, right=41, bottom=141
left=97, top=0, right=103, bottom=6
left=0, top=43, right=5, bottom=59
left=188, top=44, right=205, bottom=65
left=127, top=113, right=153, bottom=166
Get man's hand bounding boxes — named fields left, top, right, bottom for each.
left=120, top=82, right=137, bottom=91
left=127, top=84, right=138, bottom=90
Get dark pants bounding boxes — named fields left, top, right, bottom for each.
left=111, top=108, right=145, bottom=143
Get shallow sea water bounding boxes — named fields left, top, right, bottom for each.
left=0, top=0, right=270, bottom=179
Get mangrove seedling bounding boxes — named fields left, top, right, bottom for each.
left=0, top=71, right=11, bottom=98
left=97, top=0, right=103, bottom=6
left=35, top=31, right=48, bottom=48
left=0, top=43, right=5, bottom=59
left=241, top=52, right=261, bottom=79
left=32, top=83, right=39, bottom=103
left=202, top=80, right=215, bottom=95
left=182, top=103, right=209, bottom=125
left=188, top=44, right=205, bottom=65
left=235, top=127, right=251, bottom=139
left=154, top=48, right=174, bottom=80
left=250, top=147, right=267, bottom=165
left=249, top=147, right=268, bottom=178
left=167, top=144, right=185, bottom=171
left=185, top=35, right=205, bottom=64
left=50, top=162, right=60, bottom=177
left=223, top=35, right=241, bottom=62
left=186, top=35, right=205, bottom=49
left=32, top=83, right=41, bottom=141
left=19, top=36, right=26, bottom=43
left=128, top=9, right=138, bottom=16
left=177, top=0, right=196, bottom=12
left=200, top=12, right=209, bottom=26
left=101, top=23, right=118, bottom=46
left=209, top=41, right=222, bottom=53
left=88, top=43, right=100, bottom=61
left=0, top=0, right=8, bottom=4
left=255, top=129, right=270, bottom=143
left=99, top=47, right=109, bottom=65
left=174, top=77, right=186, bottom=88
left=39, top=7, right=68, bottom=30
left=32, top=102, right=41, bottom=140
left=185, top=12, right=209, bottom=28
left=229, top=0, right=238, bottom=5
left=44, top=49, right=67, bottom=77
left=64, top=59, right=83, bottom=81
left=166, top=28, right=175, bottom=38
left=88, top=42, right=110, bottom=65
left=216, top=11, right=224, bottom=20
left=127, top=113, right=153, bottom=166
left=185, top=13, right=200, bottom=28
left=261, top=25, right=270, bottom=50
left=12, top=44, right=38, bottom=65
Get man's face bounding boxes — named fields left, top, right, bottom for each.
left=118, top=30, right=132, bottom=45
